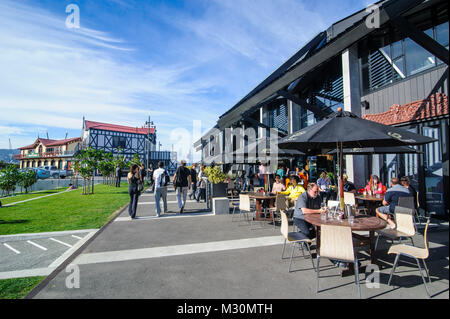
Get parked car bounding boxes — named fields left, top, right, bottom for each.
left=40, top=166, right=72, bottom=179
left=31, top=167, right=51, bottom=179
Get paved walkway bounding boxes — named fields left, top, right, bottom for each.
left=29, top=188, right=449, bottom=299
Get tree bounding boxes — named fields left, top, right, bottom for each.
left=18, top=169, right=37, bottom=193
left=129, top=153, right=142, bottom=166
left=0, top=164, right=20, bottom=196
left=74, top=147, right=103, bottom=195
left=97, top=151, right=115, bottom=186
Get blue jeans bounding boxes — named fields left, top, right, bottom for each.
left=196, top=188, right=206, bottom=202
left=154, top=187, right=167, bottom=216
left=293, top=217, right=316, bottom=240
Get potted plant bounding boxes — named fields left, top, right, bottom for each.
left=204, top=166, right=228, bottom=198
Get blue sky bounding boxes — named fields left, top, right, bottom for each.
left=0, top=0, right=371, bottom=159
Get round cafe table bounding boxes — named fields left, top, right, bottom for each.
left=304, top=213, right=387, bottom=275
left=248, top=193, right=276, bottom=221
left=355, top=194, right=384, bottom=216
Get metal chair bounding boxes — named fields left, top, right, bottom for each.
left=268, top=194, right=287, bottom=229
left=344, top=192, right=368, bottom=215
left=375, top=206, right=416, bottom=250
left=316, top=224, right=361, bottom=298
left=280, top=211, right=315, bottom=272
left=232, top=194, right=252, bottom=223
left=398, top=196, right=421, bottom=231
left=388, top=218, right=432, bottom=297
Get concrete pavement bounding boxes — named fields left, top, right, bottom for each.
left=29, top=187, right=449, bottom=299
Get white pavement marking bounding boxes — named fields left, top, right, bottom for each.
left=115, top=212, right=215, bottom=222
left=27, top=240, right=48, bottom=251
left=49, top=238, right=73, bottom=248
left=48, top=231, right=97, bottom=268
left=0, top=267, right=55, bottom=279
left=74, top=235, right=284, bottom=266
left=0, top=229, right=98, bottom=243
left=3, top=243, right=20, bottom=254
left=3, top=190, right=73, bottom=207
left=71, top=235, right=83, bottom=240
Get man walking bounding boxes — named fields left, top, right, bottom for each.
left=153, top=161, right=169, bottom=217
left=173, top=160, right=191, bottom=214
left=115, top=165, right=121, bottom=187
left=148, top=163, right=154, bottom=192
left=189, top=164, right=198, bottom=200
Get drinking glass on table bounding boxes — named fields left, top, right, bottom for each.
left=348, top=215, right=355, bottom=225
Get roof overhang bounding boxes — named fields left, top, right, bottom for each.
left=216, top=0, right=426, bottom=130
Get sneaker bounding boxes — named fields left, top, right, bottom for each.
left=180, top=206, right=184, bottom=214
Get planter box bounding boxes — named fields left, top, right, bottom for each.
left=212, top=197, right=230, bottom=215
left=211, top=182, right=228, bottom=198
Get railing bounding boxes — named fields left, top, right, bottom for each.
left=15, top=151, right=76, bottom=160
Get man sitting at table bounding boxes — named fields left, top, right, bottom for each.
left=280, top=176, right=305, bottom=208
left=271, top=174, right=286, bottom=194
left=342, top=174, right=356, bottom=194
left=376, top=177, right=411, bottom=229
left=292, top=183, right=326, bottom=240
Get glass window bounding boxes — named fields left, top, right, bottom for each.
left=380, top=44, right=391, bottom=59
left=391, top=40, right=402, bottom=59
left=436, top=22, right=449, bottom=47
left=405, top=37, right=436, bottom=76
left=423, top=125, right=444, bottom=216
left=392, top=56, right=405, bottom=79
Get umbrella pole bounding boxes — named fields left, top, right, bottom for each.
left=339, top=141, right=344, bottom=210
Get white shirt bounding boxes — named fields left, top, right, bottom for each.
left=153, top=168, right=167, bottom=189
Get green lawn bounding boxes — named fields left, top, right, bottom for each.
left=0, top=187, right=67, bottom=205
left=0, top=276, right=45, bottom=299
left=0, top=183, right=130, bottom=235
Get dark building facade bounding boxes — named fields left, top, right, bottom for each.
left=195, top=0, right=449, bottom=219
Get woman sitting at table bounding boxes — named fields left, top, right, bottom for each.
left=279, top=175, right=305, bottom=208
left=365, top=175, right=384, bottom=195
left=271, top=174, right=286, bottom=195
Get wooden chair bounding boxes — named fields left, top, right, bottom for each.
left=268, top=194, right=287, bottom=229
left=388, top=218, right=432, bottom=297
left=344, top=192, right=368, bottom=215
left=316, top=224, right=361, bottom=298
left=280, top=211, right=315, bottom=272
left=398, top=196, right=421, bottom=231
left=375, top=206, right=416, bottom=250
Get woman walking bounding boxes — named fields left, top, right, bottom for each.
left=196, top=165, right=207, bottom=202
left=127, top=164, right=141, bottom=219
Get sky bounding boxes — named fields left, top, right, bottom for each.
left=0, top=0, right=372, bottom=160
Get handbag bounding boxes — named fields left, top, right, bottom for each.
left=137, top=179, right=144, bottom=192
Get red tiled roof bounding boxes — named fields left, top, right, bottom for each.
left=46, top=137, right=81, bottom=146
left=84, top=120, right=156, bottom=135
left=19, top=137, right=81, bottom=150
left=363, top=93, right=448, bottom=126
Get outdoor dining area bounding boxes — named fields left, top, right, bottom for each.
left=218, top=108, right=441, bottom=298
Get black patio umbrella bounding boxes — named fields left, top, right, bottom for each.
left=231, top=139, right=304, bottom=164
left=278, top=108, right=436, bottom=208
left=326, top=145, right=423, bottom=155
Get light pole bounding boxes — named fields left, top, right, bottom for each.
left=144, top=116, right=154, bottom=171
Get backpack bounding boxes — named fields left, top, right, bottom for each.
left=163, top=170, right=170, bottom=187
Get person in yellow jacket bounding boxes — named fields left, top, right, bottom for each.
left=280, top=176, right=305, bottom=207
